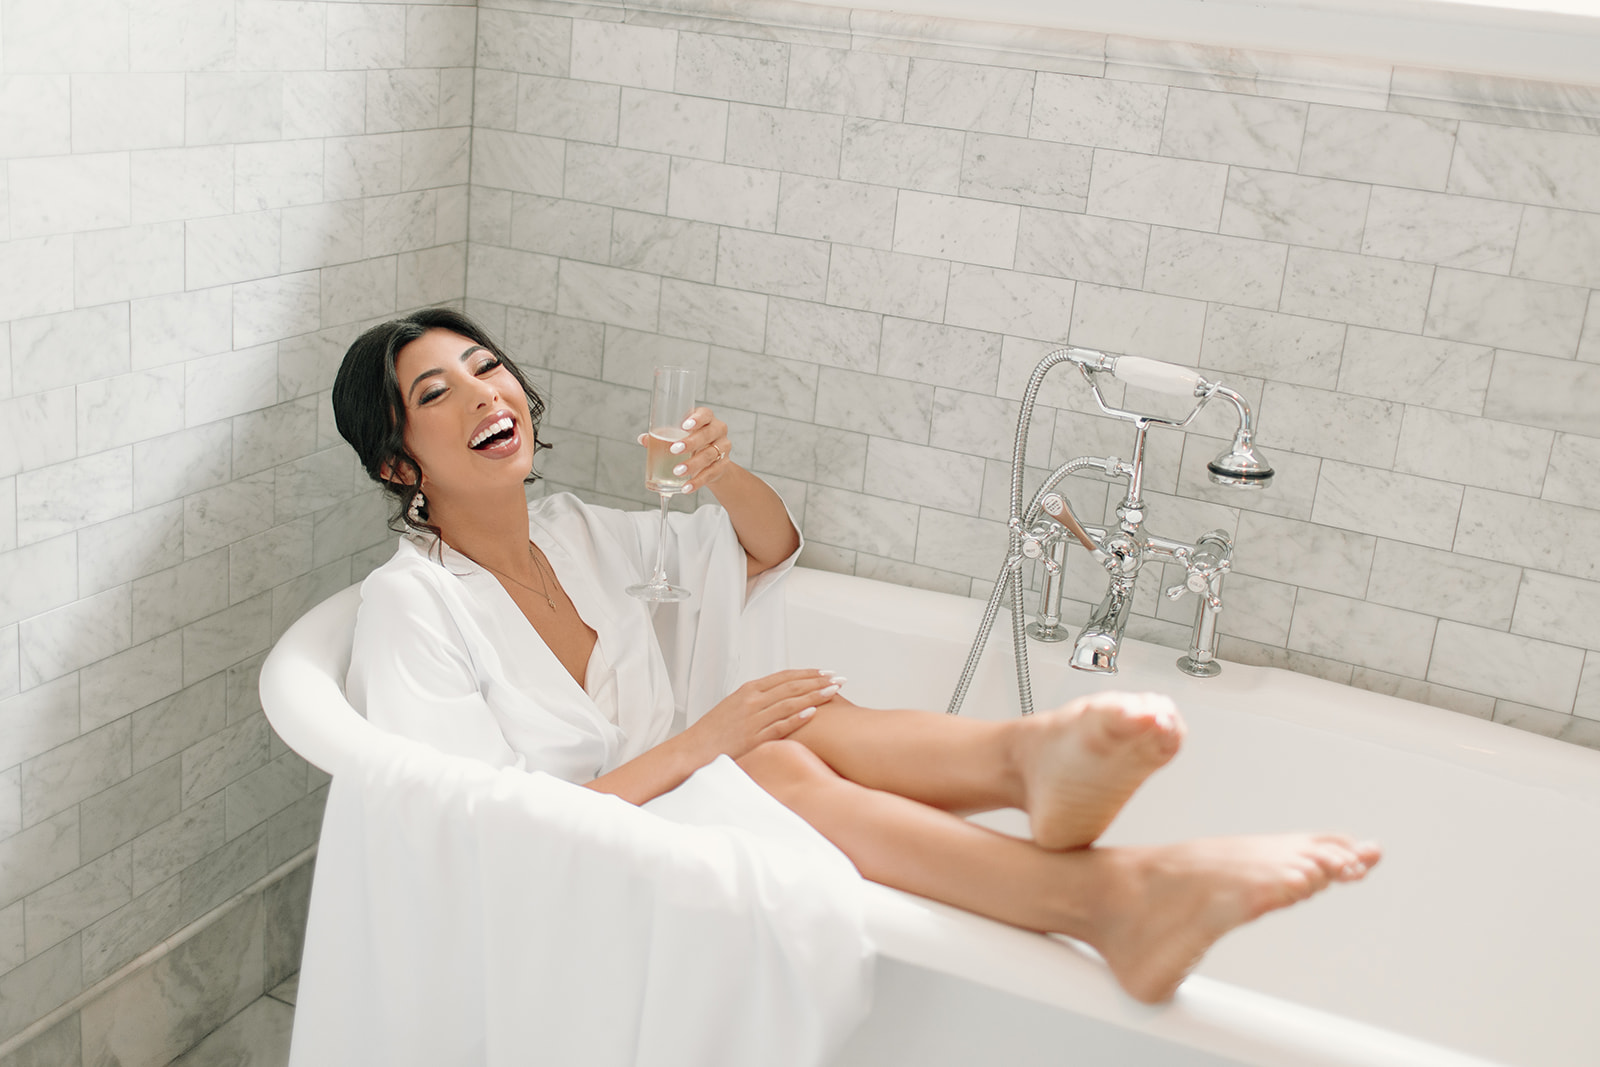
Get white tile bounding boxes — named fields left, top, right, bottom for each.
left=668, top=158, right=781, bottom=231
left=569, top=20, right=675, bottom=91
left=879, top=319, right=1000, bottom=393
left=235, top=0, right=324, bottom=71
left=814, top=368, right=932, bottom=445
left=1287, top=589, right=1436, bottom=677
left=466, top=244, right=557, bottom=309
left=19, top=585, right=132, bottom=689
left=1483, top=351, right=1600, bottom=437
left=0, top=236, right=74, bottom=322
left=1219, top=168, right=1368, bottom=253
left=282, top=71, right=366, bottom=140
left=1279, top=247, right=1433, bottom=334
left=3, top=0, right=127, bottom=71
left=229, top=520, right=314, bottom=604
left=1543, top=433, right=1600, bottom=509
left=556, top=262, right=660, bottom=333
left=563, top=143, right=668, bottom=213
left=184, top=345, right=276, bottom=429
left=1030, top=73, right=1165, bottom=153
left=16, top=450, right=133, bottom=550
left=0, top=388, right=76, bottom=479
left=366, top=69, right=440, bottom=133
left=185, top=72, right=283, bottom=146
left=933, top=389, right=1050, bottom=466
left=8, top=152, right=130, bottom=238
left=1311, top=459, right=1464, bottom=549
left=1199, top=306, right=1343, bottom=389
left=182, top=592, right=271, bottom=686
left=1393, top=408, right=1553, bottom=495
left=1448, top=122, right=1600, bottom=214
left=903, top=58, right=1033, bottom=137
left=610, top=210, right=717, bottom=283
left=704, top=349, right=818, bottom=422
left=785, top=45, right=907, bottom=121
left=471, top=128, right=564, bottom=197
left=1511, top=206, right=1600, bottom=290
left=599, top=327, right=708, bottom=391
left=658, top=278, right=767, bottom=352
left=1014, top=208, right=1147, bottom=288
left=70, top=73, right=183, bottom=153
left=130, top=145, right=232, bottom=224
left=281, top=201, right=364, bottom=274
left=0, top=535, right=77, bottom=628
left=131, top=0, right=234, bottom=72
left=762, top=297, right=879, bottom=373
left=320, top=257, right=398, bottom=330
left=21, top=723, right=132, bottom=831
left=1424, top=268, right=1588, bottom=360
left=324, top=133, right=402, bottom=201
left=1430, top=620, right=1585, bottom=711
left=619, top=88, right=728, bottom=160
left=364, top=189, right=438, bottom=257
left=73, top=222, right=185, bottom=308
left=325, top=1, right=404, bottom=69
left=516, top=73, right=619, bottom=144
left=941, top=265, right=1080, bottom=343
left=0, top=677, right=80, bottom=775
left=185, top=211, right=280, bottom=290
left=1068, top=282, right=1204, bottom=363
left=1576, top=654, right=1600, bottom=721
left=77, top=367, right=185, bottom=456
left=476, top=6, right=568, bottom=75
left=1232, top=511, right=1374, bottom=597
left=1348, top=668, right=1495, bottom=720
left=1336, top=327, right=1493, bottom=416
left=128, top=288, right=230, bottom=373
left=406, top=5, right=477, bottom=69
left=1086, top=149, right=1227, bottom=230
left=235, top=139, right=323, bottom=212
left=0, top=74, right=71, bottom=159
left=726, top=104, right=842, bottom=179
left=509, top=195, right=610, bottom=262
left=803, top=485, right=919, bottom=562
left=79, top=632, right=183, bottom=733
left=131, top=550, right=229, bottom=644
left=12, top=303, right=130, bottom=395
left=715, top=230, right=829, bottom=302
left=824, top=245, right=948, bottom=321
left=232, top=272, right=320, bottom=349
left=1361, top=188, right=1522, bottom=274
left=1143, top=227, right=1286, bottom=311
left=959, top=133, right=1093, bottom=213
left=674, top=32, right=787, bottom=107
left=839, top=117, right=963, bottom=194
left=1300, top=105, right=1455, bottom=190
left=892, top=192, right=1019, bottom=269
left=1457, top=487, right=1600, bottom=582
left=775, top=175, right=896, bottom=249
left=1159, top=88, right=1305, bottom=170
left=913, top=508, right=1009, bottom=579
left=1512, top=571, right=1600, bottom=651
left=1366, top=539, right=1522, bottom=629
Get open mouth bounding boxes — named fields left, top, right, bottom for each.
left=470, top=415, right=516, bottom=450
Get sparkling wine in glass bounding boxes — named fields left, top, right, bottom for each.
left=626, top=366, right=695, bottom=602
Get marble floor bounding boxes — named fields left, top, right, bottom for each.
left=166, top=974, right=298, bottom=1067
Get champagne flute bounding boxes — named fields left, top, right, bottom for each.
left=626, top=366, right=695, bottom=602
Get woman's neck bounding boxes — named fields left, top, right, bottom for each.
left=427, top=484, right=537, bottom=577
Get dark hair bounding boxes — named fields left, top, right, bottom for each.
left=332, top=307, right=551, bottom=538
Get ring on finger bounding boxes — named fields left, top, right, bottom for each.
left=711, top=441, right=728, bottom=462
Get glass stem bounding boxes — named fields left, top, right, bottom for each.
left=649, top=492, right=671, bottom=585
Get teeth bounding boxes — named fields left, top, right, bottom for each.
left=470, top=416, right=513, bottom=449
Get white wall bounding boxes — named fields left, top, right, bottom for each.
left=0, top=0, right=472, bottom=1048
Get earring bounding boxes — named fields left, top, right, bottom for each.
left=407, top=488, right=428, bottom=525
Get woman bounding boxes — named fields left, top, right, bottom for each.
left=332, top=307, right=1380, bottom=1005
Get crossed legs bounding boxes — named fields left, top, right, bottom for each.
left=738, top=692, right=1380, bottom=1004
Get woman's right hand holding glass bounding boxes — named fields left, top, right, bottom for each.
left=686, top=668, right=842, bottom=762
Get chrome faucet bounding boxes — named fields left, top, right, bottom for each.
left=948, top=347, right=1274, bottom=716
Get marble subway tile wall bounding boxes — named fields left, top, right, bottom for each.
left=0, top=0, right=471, bottom=1051
left=468, top=0, right=1600, bottom=749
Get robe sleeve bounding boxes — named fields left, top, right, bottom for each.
left=346, top=554, right=524, bottom=770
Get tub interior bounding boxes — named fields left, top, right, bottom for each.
left=785, top=568, right=1600, bottom=1067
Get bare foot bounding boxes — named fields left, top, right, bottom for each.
left=1022, top=692, right=1185, bottom=850
left=1088, top=834, right=1383, bottom=1003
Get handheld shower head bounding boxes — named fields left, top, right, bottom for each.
left=1204, top=386, right=1274, bottom=488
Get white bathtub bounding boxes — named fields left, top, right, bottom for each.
left=783, top=567, right=1600, bottom=1067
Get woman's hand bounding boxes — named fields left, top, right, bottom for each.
left=637, top=405, right=731, bottom=494
left=685, top=668, right=841, bottom=762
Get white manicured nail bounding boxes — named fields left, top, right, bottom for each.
left=828, top=674, right=847, bottom=686
left=669, top=441, right=685, bottom=454
left=682, top=483, right=694, bottom=492
left=672, top=464, right=687, bottom=476
left=682, top=417, right=697, bottom=430
left=798, top=706, right=816, bottom=719
left=819, top=684, right=840, bottom=698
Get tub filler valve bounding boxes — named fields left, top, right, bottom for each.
left=947, top=348, right=1272, bottom=716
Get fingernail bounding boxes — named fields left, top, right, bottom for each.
left=816, top=668, right=833, bottom=676
left=798, top=706, right=816, bottom=719
left=819, top=684, right=840, bottom=698
left=828, top=674, right=848, bottom=686
left=669, top=442, right=685, bottom=454
left=682, top=417, right=697, bottom=430
left=682, top=483, right=694, bottom=493
left=672, top=464, right=687, bottom=476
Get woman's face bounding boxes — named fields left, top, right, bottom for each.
left=391, top=328, right=534, bottom=497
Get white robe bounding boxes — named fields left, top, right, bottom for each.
left=291, top=493, right=873, bottom=1067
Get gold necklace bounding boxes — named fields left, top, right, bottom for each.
left=475, top=542, right=558, bottom=611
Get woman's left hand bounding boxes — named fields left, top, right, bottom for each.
left=638, top=406, right=734, bottom=494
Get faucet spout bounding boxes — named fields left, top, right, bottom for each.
left=1070, top=578, right=1136, bottom=673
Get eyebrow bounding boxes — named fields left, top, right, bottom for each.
left=406, top=345, right=488, bottom=401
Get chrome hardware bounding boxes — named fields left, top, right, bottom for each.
left=948, top=347, right=1272, bottom=716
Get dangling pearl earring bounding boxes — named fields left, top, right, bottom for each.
left=407, top=488, right=428, bottom=526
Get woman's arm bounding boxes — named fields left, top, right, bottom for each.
left=644, top=406, right=800, bottom=578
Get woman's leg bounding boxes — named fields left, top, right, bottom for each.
left=790, top=691, right=1184, bottom=850
left=739, top=739, right=1380, bottom=1004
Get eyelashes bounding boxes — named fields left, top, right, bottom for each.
left=415, top=359, right=502, bottom=406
